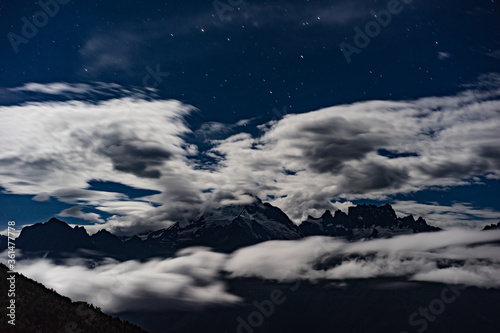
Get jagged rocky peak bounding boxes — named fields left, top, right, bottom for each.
left=299, top=203, right=441, bottom=239
left=321, top=210, right=333, bottom=218
left=348, top=203, right=399, bottom=228
left=17, top=216, right=91, bottom=252
left=332, top=209, right=349, bottom=225
left=146, top=222, right=179, bottom=242
left=179, top=195, right=301, bottom=252
left=47, top=216, right=65, bottom=223
left=91, top=229, right=121, bottom=244
left=483, top=221, right=500, bottom=231
left=398, top=214, right=416, bottom=225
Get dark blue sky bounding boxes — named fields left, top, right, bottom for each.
left=1, top=0, right=499, bottom=233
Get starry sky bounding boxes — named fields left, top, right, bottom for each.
left=1, top=0, right=499, bottom=235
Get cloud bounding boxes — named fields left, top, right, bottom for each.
left=210, top=1, right=370, bottom=27
left=72, top=1, right=372, bottom=80
left=13, top=248, right=240, bottom=313
left=391, top=201, right=500, bottom=229
left=194, top=119, right=255, bottom=143
left=485, top=48, right=500, bottom=60
left=10, top=82, right=95, bottom=95
left=438, top=52, right=451, bottom=60
left=52, top=188, right=127, bottom=205
left=80, top=32, right=143, bottom=75
left=0, top=92, right=198, bottom=234
left=7, top=82, right=141, bottom=100
left=207, top=84, right=500, bottom=221
left=59, top=206, right=105, bottom=223
left=225, top=229, right=500, bottom=288
left=7, top=230, right=500, bottom=312
left=1, top=77, right=500, bottom=233
left=413, top=266, right=500, bottom=288
left=32, top=192, right=50, bottom=202
left=96, top=132, right=173, bottom=178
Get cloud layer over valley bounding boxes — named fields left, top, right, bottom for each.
left=5, top=229, right=500, bottom=313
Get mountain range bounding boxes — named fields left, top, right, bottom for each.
left=0, top=198, right=448, bottom=260
left=2, top=199, right=500, bottom=333
left=3, top=197, right=498, bottom=260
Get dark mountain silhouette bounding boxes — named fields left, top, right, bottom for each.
left=483, top=221, right=500, bottom=231
left=298, top=204, right=440, bottom=239
left=299, top=210, right=352, bottom=238
left=16, top=217, right=178, bottom=260
left=15, top=200, right=441, bottom=259
left=179, top=196, right=301, bottom=252
left=0, top=263, right=147, bottom=333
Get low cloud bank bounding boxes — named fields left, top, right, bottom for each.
left=6, top=229, right=500, bottom=312
left=225, top=229, right=500, bottom=286
left=13, top=247, right=240, bottom=313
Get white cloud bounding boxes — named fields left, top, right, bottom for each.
left=8, top=82, right=131, bottom=99
left=13, top=248, right=240, bottom=313
left=0, top=95, right=198, bottom=234
left=8, top=229, right=500, bottom=312
left=438, top=52, right=451, bottom=60
left=59, top=206, right=105, bottom=223
left=225, top=229, right=500, bottom=287
left=392, top=201, right=500, bottom=229
left=10, top=82, right=94, bottom=95
left=208, top=82, right=500, bottom=222
left=1, top=78, right=500, bottom=233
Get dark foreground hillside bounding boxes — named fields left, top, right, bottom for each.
left=0, top=263, right=148, bottom=333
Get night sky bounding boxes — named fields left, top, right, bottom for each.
left=1, top=0, right=499, bottom=234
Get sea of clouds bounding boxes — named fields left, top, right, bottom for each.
left=4, top=229, right=500, bottom=313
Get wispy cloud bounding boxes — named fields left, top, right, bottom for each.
left=6, top=229, right=500, bottom=313
left=225, top=229, right=500, bottom=287
left=59, top=206, right=105, bottom=223
left=1, top=77, right=500, bottom=233
left=11, top=247, right=240, bottom=313
left=7, top=81, right=149, bottom=100
left=392, top=201, right=500, bottom=229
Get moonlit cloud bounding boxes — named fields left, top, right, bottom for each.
left=1, top=78, right=500, bottom=234
left=10, top=82, right=96, bottom=95
left=8, top=82, right=138, bottom=99
left=59, top=206, right=105, bottom=223
left=13, top=247, right=240, bottom=313
left=391, top=201, right=500, bottom=229
left=207, top=81, right=500, bottom=222
left=225, top=229, right=500, bottom=287
left=7, top=229, right=500, bottom=313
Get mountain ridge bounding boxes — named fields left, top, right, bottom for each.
left=12, top=199, right=448, bottom=259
